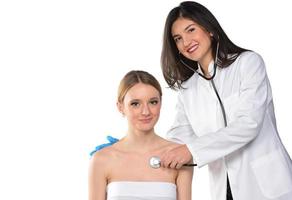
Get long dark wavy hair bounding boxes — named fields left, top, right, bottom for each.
left=161, top=1, right=248, bottom=90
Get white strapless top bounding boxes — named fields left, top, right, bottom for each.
left=106, top=181, right=177, bottom=200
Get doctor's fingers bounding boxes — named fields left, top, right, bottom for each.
left=160, top=157, right=171, bottom=168
left=175, top=161, right=184, bottom=169
left=169, top=161, right=179, bottom=169
left=162, top=159, right=184, bottom=169
left=161, top=154, right=179, bottom=168
left=160, top=154, right=172, bottom=168
left=170, top=156, right=186, bottom=169
left=169, top=159, right=185, bottom=169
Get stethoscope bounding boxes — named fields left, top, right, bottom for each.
left=179, top=41, right=227, bottom=127
left=149, top=156, right=197, bottom=169
left=149, top=42, right=227, bottom=169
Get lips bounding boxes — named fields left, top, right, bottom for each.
left=186, top=44, right=198, bottom=53
left=139, top=118, right=153, bottom=123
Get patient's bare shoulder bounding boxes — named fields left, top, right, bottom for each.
left=156, top=136, right=181, bottom=151
left=89, top=145, right=119, bottom=173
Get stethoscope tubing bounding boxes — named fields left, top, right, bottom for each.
left=151, top=42, right=227, bottom=169
left=149, top=156, right=197, bottom=169
left=183, top=163, right=197, bottom=167
left=179, top=42, right=227, bottom=127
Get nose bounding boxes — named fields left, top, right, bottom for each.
left=182, top=35, right=191, bottom=47
left=141, top=104, right=150, bottom=115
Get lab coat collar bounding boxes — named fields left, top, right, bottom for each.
left=197, top=60, right=215, bottom=77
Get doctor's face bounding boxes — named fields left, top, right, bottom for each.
left=118, top=83, right=161, bottom=133
left=172, top=17, right=213, bottom=68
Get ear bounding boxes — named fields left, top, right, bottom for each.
left=210, top=32, right=214, bottom=37
left=116, top=102, right=124, bottom=115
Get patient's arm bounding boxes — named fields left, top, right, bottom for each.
left=176, top=165, right=193, bottom=200
left=88, top=151, right=109, bottom=200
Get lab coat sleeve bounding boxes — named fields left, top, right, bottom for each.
left=166, top=93, right=198, bottom=144
left=187, top=52, right=269, bottom=167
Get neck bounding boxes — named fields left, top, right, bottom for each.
left=120, top=129, right=161, bottom=153
left=199, top=47, right=213, bottom=76
left=199, top=60, right=212, bottom=78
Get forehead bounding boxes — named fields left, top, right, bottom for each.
left=171, top=17, right=199, bottom=34
left=124, top=83, right=160, bottom=100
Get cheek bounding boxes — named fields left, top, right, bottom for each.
left=201, top=34, right=212, bottom=47
left=152, top=106, right=161, bottom=117
left=126, top=114, right=137, bottom=127
left=176, top=42, right=184, bottom=52
left=125, top=109, right=139, bottom=120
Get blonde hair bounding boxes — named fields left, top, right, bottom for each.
left=117, top=70, right=162, bottom=103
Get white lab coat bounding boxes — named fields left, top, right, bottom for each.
left=167, top=51, right=292, bottom=200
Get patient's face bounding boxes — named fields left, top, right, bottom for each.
left=121, top=83, right=161, bottom=133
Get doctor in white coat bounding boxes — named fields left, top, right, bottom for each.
left=160, top=1, right=292, bottom=200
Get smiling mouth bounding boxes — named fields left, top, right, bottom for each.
left=186, top=44, right=198, bottom=53
left=139, top=118, right=152, bottom=123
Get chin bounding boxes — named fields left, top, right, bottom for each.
left=187, top=55, right=200, bottom=62
left=137, top=125, right=155, bottom=133
left=136, top=118, right=159, bottom=132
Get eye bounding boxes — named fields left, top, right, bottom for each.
left=150, top=100, right=159, bottom=105
left=187, top=27, right=195, bottom=33
left=130, top=101, right=140, bottom=107
left=173, top=36, right=182, bottom=43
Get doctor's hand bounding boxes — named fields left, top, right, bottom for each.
left=160, top=144, right=193, bottom=169
left=89, top=135, right=119, bottom=156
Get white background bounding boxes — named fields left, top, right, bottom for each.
left=0, top=0, right=291, bottom=199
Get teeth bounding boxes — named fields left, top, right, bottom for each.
left=187, top=45, right=197, bottom=53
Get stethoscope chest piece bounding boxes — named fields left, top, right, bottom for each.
left=149, top=156, right=161, bottom=169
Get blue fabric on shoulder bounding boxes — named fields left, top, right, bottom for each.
left=89, top=135, right=119, bottom=156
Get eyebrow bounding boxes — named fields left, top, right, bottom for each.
left=172, top=23, right=196, bottom=38
left=130, top=97, right=160, bottom=102
left=149, top=97, right=160, bottom=101
left=130, top=99, right=140, bottom=102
